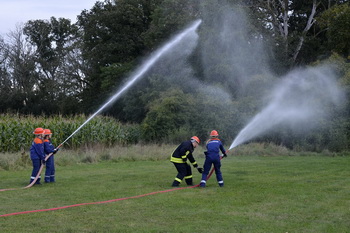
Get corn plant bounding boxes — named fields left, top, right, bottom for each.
left=0, top=114, right=141, bottom=152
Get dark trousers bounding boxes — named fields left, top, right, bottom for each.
left=30, top=159, right=42, bottom=184
left=172, top=162, right=193, bottom=186
left=201, top=155, right=223, bottom=182
left=45, top=155, right=55, bottom=182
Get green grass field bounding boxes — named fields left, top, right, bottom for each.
left=1, top=152, right=350, bottom=232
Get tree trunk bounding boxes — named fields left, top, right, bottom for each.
left=292, top=0, right=317, bottom=62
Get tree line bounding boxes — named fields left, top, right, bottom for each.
left=0, top=0, right=349, bottom=151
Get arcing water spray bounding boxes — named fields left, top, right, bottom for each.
left=229, top=65, right=344, bottom=150
left=25, top=19, right=202, bottom=189
left=58, top=19, right=202, bottom=148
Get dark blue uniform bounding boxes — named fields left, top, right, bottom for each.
left=200, top=138, right=226, bottom=187
left=44, top=139, right=56, bottom=183
left=170, top=140, right=199, bottom=186
left=29, top=137, right=45, bottom=184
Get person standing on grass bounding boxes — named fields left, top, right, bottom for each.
left=43, top=129, right=58, bottom=183
left=170, top=136, right=203, bottom=187
left=200, top=130, right=227, bottom=188
left=29, top=128, right=45, bottom=185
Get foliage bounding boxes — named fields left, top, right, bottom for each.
left=142, top=0, right=200, bottom=49
left=317, top=3, right=350, bottom=58
left=0, top=0, right=350, bottom=152
left=77, top=0, right=158, bottom=111
left=141, top=89, right=196, bottom=142
left=0, top=114, right=141, bottom=152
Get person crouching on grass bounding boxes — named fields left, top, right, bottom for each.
left=29, top=128, right=45, bottom=185
left=43, top=129, right=58, bottom=183
left=200, top=130, right=227, bottom=188
left=170, top=136, right=203, bottom=187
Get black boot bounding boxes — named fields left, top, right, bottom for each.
left=185, top=178, right=193, bottom=186
left=172, top=180, right=180, bottom=187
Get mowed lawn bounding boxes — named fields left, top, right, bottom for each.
left=1, top=155, right=350, bottom=232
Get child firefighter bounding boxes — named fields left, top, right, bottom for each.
left=29, top=128, right=45, bottom=185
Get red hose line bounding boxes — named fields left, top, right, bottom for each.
left=1, top=153, right=229, bottom=216
left=0, top=184, right=199, bottom=217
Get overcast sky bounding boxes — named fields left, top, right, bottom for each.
left=0, top=0, right=97, bottom=36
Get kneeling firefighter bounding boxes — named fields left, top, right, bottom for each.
left=170, top=136, right=203, bottom=187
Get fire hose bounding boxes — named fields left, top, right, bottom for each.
left=24, top=143, right=64, bottom=189
left=1, top=142, right=230, bottom=191
left=1, top=132, right=72, bottom=191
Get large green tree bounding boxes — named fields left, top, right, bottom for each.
left=317, top=3, right=350, bottom=58
left=77, top=0, right=160, bottom=113
left=23, top=17, right=82, bottom=114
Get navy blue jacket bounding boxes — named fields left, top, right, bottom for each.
left=206, top=138, right=226, bottom=157
left=30, top=137, right=45, bottom=160
left=44, top=139, right=55, bottom=155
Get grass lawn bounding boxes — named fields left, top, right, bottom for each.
left=1, top=155, right=350, bottom=232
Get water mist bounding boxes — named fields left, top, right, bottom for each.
left=229, top=65, right=344, bottom=150
left=59, top=20, right=202, bottom=146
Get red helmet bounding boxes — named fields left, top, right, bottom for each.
left=44, top=129, right=52, bottom=135
left=210, top=130, right=219, bottom=137
left=191, top=136, right=200, bottom=144
left=33, top=128, right=44, bottom=135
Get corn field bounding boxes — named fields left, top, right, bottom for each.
left=0, top=114, right=141, bottom=152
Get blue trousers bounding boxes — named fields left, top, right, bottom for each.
left=45, top=155, right=55, bottom=182
left=201, top=155, right=223, bottom=183
left=30, top=159, right=42, bottom=184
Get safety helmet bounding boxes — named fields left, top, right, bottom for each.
left=33, top=128, right=44, bottom=135
left=210, top=130, right=219, bottom=137
left=44, top=129, right=52, bottom=135
left=191, top=136, right=200, bottom=144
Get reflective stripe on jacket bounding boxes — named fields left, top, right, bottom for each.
left=170, top=140, right=198, bottom=167
left=206, top=138, right=226, bottom=157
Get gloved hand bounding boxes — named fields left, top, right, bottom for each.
left=41, top=159, right=46, bottom=165
left=53, top=148, right=59, bottom=154
left=197, top=167, right=203, bottom=173
left=222, top=153, right=227, bottom=158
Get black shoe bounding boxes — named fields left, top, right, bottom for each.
left=172, top=180, right=180, bottom=187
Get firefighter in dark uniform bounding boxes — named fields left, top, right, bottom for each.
left=200, top=130, right=227, bottom=188
left=29, top=127, right=45, bottom=185
left=43, top=129, right=58, bottom=183
left=170, top=136, right=203, bottom=187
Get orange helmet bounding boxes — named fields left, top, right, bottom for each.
left=33, top=128, right=44, bottom=135
left=210, top=130, right=219, bottom=137
left=191, top=136, right=200, bottom=144
left=44, top=129, right=52, bottom=135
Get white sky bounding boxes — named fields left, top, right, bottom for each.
left=0, top=0, right=98, bottom=36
